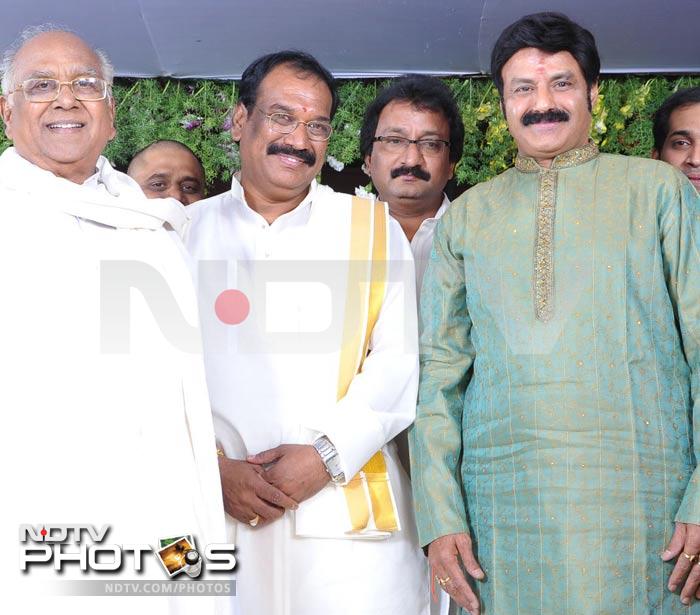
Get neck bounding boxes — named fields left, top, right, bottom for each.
left=16, top=151, right=98, bottom=184
left=524, top=139, right=591, bottom=169
left=384, top=194, right=443, bottom=241
left=239, top=177, right=310, bottom=225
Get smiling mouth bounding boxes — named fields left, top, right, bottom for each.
left=46, top=122, right=85, bottom=130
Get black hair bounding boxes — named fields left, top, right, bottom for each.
left=490, top=12, right=600, bottom=99
left=127, top=139, right=204, bottom=177
left=359, top=74, right=464, bottom=163
left=238, top=50, right=338, bottom=119
left=652, top=87, right=700, bottom=152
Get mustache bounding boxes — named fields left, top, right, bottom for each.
left=267, top=143, right=316, bottom=166
left=390, top=165, right=431, bottom=181
left=522, top=109, right=570, bottom=126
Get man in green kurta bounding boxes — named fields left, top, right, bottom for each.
left=410, top=12, right=700, bottom=615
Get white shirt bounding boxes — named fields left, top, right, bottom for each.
left=0, top=148, right=227, bottom=615
left=186, top=179, right=418, bottom=484
left=408, top=194, right=450, bottom=296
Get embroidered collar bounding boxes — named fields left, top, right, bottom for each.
left=515, top=141, right=599, bottom=173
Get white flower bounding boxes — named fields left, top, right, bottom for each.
left=326, top=155, right=345, bottom=172
left=354, top=185, right=373, bottom=199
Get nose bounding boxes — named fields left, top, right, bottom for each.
left=281, top=122, right=312, bottom=151
left=176, top=189, right=197, bottom=205
left=162, top=187, right=186, bottom=204
left=533, top=85, right=556, bottom=112
left=52, top=82, right=79, bottom=108
left=687, top=143, right=700, bottom=168
left=401, top=141, right=424, bottom=166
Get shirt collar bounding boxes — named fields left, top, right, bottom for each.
left=433, top=194, right=450, bottom=219
left=417, top=194, right=450, bottom=227
left=515, top=140, right=599, bottom=173
left=230, top=176, right=317, bottom=223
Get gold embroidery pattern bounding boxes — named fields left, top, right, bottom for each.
left=515, top=142, right=599, bottom=321
left=534, top=169, right=557, bottom=322
left=515, top=141, right=599, bottom=173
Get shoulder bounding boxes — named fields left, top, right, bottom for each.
left=184, top=191, right=234, bottom=249
left=314, top=183, right=354, bottom=208
left=447, top=168, right=518, bottom=218
left=188, top=191, right=232, bottom=225
left=596, top=153, right=684, bottom=185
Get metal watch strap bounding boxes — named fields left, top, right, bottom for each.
left=313, top=436, right=346, bottom=483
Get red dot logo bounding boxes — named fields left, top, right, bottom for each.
left=40, top=528, right=47, bottom=537
left=215, top=289, right=250, bottom=325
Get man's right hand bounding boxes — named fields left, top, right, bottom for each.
left=218, top=455, right=299, bottom=526
left=428, top=532, right=485, bottom=615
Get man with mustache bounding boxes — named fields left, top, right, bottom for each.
left=411, top=12, right=700, bottom=615
left=360, top=75, right=464, bottom=295
left=185, top=51, right=429, bottom=615
left=652, top=87, right=700, bottom=192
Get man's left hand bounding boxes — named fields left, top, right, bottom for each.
left=248, top=444, right=330, bottom=504
left=663, top=521, right=700, bottom=604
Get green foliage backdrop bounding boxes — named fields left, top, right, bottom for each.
left=1, top=75, right=698, bottom=188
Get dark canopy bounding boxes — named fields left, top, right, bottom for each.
left=1, top=0, right=698, bottom=79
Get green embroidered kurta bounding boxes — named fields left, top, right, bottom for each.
left=410, top=143, right=700, bottom=615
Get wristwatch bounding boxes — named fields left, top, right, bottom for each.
left=313, top=436, right=346, bottom=484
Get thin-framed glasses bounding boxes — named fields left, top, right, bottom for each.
left=10, top=77, right=109, bottom=103
left=373, top=135, right=450, bottom=156
left=258, top=108, right=333, bottom=141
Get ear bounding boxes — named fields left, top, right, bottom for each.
left=448, top=161, right=456, bottom=181
left=0, top=95, right=14, bottom=139
left=589, top=81, right=599, bottom=111
left=107, top=95, right=116, bottom=141
left=231, top=102, right=248, bottom=142
left=363, top=153, right=372, bottom=177
left=651, top=149, right=660, bottom=160
left=500, top=98, right=507, bottom=120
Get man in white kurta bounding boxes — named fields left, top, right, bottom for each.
left=407, top=194, right=449, bottom=294
left=360, top=75, right=463, bottom=615
left=185, top=51, right=428, bottom=614
left=360, top=74, right=464, bottom=297
left=0, top=28, right=227, bottom=615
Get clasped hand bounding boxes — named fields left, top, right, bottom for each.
left=218, top=444, right=330, bottom=527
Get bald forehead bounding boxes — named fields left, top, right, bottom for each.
left=13, top=32, right=104, bottom=79
left=132, top=142, right=202, bottom=169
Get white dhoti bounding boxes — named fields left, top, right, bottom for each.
left=187, top=179, right=430, bottom=615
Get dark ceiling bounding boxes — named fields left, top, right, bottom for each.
left=1, top=0, right=698, bottom=79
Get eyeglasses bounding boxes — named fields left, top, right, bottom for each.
left=373, top=136, right=450, bottom=156
left=258, top=108, right=333, bottom=141
left=9, top=77, right=109, bottom=103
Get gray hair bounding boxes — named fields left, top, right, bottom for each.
left=1, top=24, right=115, bottom=96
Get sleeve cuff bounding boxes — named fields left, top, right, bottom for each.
left=304, top=397, right=386, bottom=480
left=676, top=470, right=700, bottom=524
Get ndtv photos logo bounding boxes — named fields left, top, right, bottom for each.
left=19, top=524, right=236, bottom=579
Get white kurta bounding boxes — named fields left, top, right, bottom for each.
left=186, top=179, right=429, bottom=615
left=391, top=194, right=452, bottom=615
left=0, top=148, right=229, bottom=615
left=409, top=195, right=450, bottom=297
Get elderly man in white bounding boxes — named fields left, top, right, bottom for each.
left=0, top=26, right=228, bottom=615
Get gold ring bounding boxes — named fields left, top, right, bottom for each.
left=683, top=552, right=697, bottom=563
left=249, top=515, right=260, bottom=527
left=435, top=575, right=450, bottom=587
